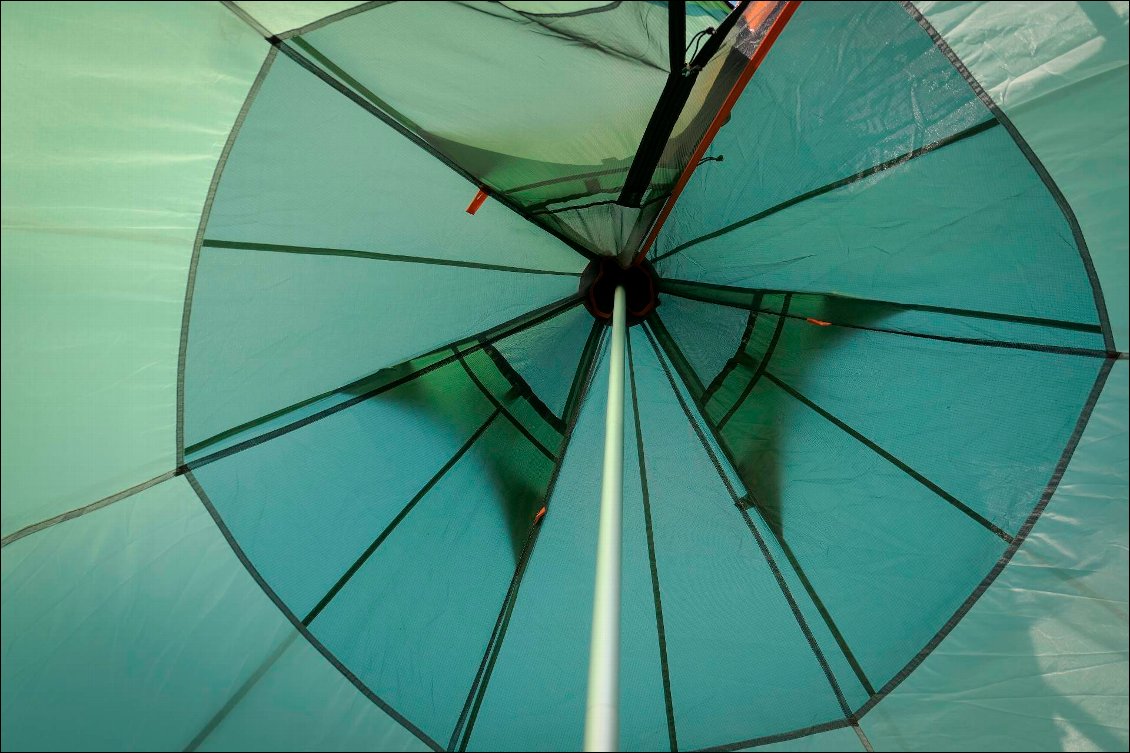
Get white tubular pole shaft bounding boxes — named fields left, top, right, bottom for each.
left=584, top=285, right=626, bottom=753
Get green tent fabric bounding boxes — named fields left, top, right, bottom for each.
left=1, top=2, right=1126, bottom=751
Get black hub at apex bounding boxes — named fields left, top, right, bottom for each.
left=579, top=257, right=660, bottom=326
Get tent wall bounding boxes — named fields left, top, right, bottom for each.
left=860, top=3, right=1129, bottom=750
left=0, top=3, right=422, bottom=750
left=0, top=2, right=265, bottom=535
left=1, top=2, right=1125, bottom=752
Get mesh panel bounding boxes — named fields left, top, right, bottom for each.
left=204, top=53, right=582, bottom=272
left=185, top=52, right=582, bottom=449
left=618, top=2, right=790, bottom=220
left=294, top=0, right=670, bottom=257
left=290, top=1, right=786, bottom=258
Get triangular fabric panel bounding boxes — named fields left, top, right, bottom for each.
left=190, top=356, right=501, bottom=616
left=464, top=340, right=674, bottom=752
left=708, top=352, right=1008, bottom=689
left=654, top=294, right=751, bottom=391
left=659, top=280, right=1107, bottom=351
left=205, top=52, right=583, bottom=272
left=749, top=313, right=1102, bottom=532
left=309, top=416, right=555, bottom=746
left=626, top=327, right=850, bottom=749
left=189, top=318, right=600, bottom=749
left=492, top=303, right=594, bottom=419
left=647, top=289, right=1107, bottom=699
left=653, top=1, right=1104, bottom=331
left=184, top=243, right=576, bottom=449
left=655, top=288, right=1105, bottom=532
left=656, top=1, right=987, bottom=252
left=186, top=51, right=587, bottom=448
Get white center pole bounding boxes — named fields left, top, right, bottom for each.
left=584, top=285, right=626, bottom=753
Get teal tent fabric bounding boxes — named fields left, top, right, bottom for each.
left=2, top=2, right=1126, bottom=752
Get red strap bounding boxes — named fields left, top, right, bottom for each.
left=466, top=187, right=489, bottom=215
left=806, top=317, right=832, bottom=327
left=534, top=506, right=547, bottom=525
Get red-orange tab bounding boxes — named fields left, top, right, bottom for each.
left=806, top=317, right=832, bottom=327
left=534, top=506, right=547, bottom=524
left=466, top=187, right=488, bottom=215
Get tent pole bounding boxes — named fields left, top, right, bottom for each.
left=584, top=285, right=626, bottom=753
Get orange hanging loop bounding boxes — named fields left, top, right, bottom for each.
left=465, top=187, right=489, bottom=215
